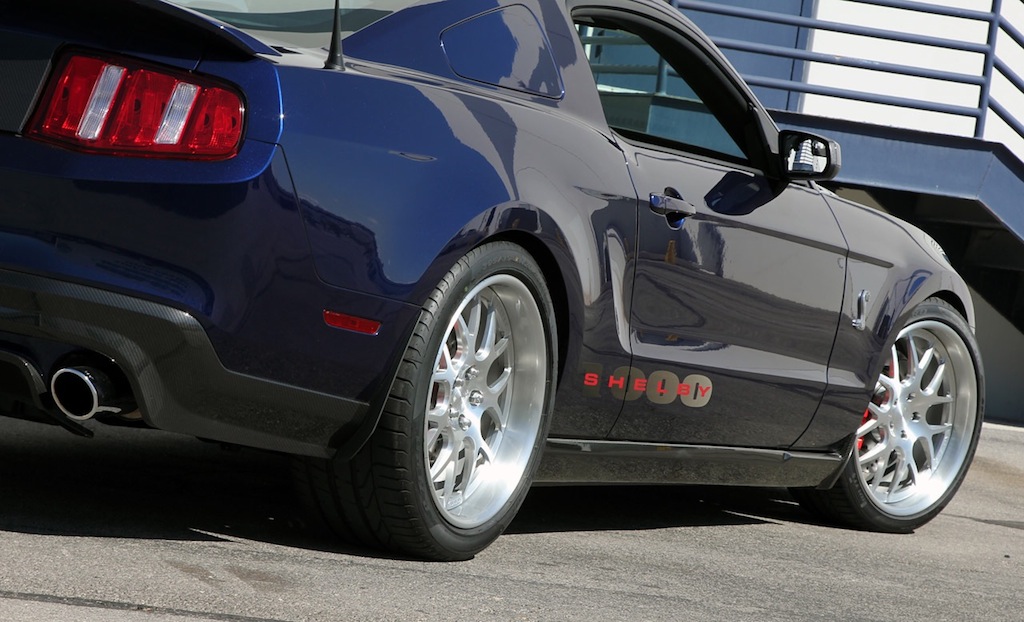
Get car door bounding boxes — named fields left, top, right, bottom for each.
left=574, top=7, right=849, bottom=448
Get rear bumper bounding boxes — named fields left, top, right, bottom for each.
left=0, top=268, right=372, bottom=457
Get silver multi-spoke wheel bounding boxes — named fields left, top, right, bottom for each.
left=425, top=274, right=547, bottom=528
left=791, top=298, right=983, bottom=532
left=296, top=242, right=555, bottom=560
left=856, top=319, right=978, bottom=516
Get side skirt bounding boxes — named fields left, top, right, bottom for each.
left=535, top=438, right=845, bottom=488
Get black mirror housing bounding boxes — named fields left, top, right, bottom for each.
left=780, top=130, right=841, bottom=181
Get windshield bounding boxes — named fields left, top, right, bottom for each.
left=167, top=0, right=420, bottom=49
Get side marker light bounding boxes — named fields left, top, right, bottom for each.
left=323, top=310, right=382, bottom=336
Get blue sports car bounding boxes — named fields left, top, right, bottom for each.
left=0, top=0, right=984, bottom=560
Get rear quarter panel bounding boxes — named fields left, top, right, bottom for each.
left=274, top=0, right=641, bottom=437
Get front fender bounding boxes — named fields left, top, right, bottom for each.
left=793, top=193, right=975, bottom=450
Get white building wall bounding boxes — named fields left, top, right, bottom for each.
left=989, top=0, right=1024, bottom=155
left=802, top=0, right=1024, bottom=160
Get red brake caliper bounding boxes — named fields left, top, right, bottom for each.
left=856, top=407, right=872, bottom=451
left=859, top=358, right=892, bottom=452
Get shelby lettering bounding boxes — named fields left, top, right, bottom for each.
left=582, top=367, right=713, bottom=408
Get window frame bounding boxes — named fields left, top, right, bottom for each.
left=570, top=3, right=780, bottom=176
left=578, top=21, right=747, bottom=164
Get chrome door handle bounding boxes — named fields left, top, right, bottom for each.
left=649, top=191, right=696, bottom=218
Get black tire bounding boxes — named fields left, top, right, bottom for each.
left=793, top=297, right=984, bottom=532
left=296, top=241, right=557, bottom=560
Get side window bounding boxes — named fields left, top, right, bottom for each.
left=576, top=22, right=745, bottom=161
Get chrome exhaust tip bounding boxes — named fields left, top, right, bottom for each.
left=50, top=366, right=128, bottom=421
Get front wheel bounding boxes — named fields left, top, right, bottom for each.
left=296, top=242, right=557, bottom=560
left=794, top=297, right=984, bottom=532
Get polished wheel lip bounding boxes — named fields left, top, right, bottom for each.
left=857, top=319, right=978, bottom=517
left=423, top=273, right=547, bottom=529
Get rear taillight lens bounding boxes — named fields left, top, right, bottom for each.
left=28, top=52, right=244, bottom=160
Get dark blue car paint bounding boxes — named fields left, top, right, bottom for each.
left=0, top=0, right=975, bottom=473
left=616, top=146, right=848, bottom=448
left=441, top=4, right=565, bottom=99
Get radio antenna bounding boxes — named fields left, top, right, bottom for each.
left=324, top=0, right=345, bottom=70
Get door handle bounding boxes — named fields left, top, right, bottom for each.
left=649, top=190, right=696, bottom=218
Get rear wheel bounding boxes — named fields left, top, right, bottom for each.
left=794, top=297, right=983, bottom=532
left=296, top=242, right=556, bottom=560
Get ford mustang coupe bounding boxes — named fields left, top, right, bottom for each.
left=0, top=0, right=984, bottom=560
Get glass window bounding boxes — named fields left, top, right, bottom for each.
left=576, top=23, right=745, bottom=161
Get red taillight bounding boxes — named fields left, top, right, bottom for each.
left=28, top=51, right=244, bottom=159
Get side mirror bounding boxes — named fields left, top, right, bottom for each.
left=780, top=130, right=841, bottom=181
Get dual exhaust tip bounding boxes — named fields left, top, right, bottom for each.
left=50, top=365, right=137, bottom=421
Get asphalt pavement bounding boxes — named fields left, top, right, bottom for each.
left=0, top=418, right=1020, bottom=621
